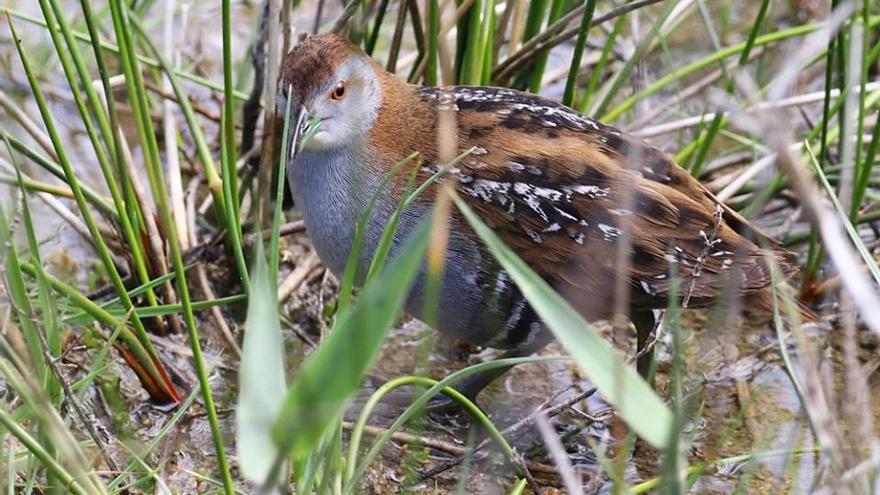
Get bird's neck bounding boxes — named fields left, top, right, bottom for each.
left=366, top=71, right=438, bottom=175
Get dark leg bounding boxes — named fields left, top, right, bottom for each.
left=632, top=310, right=656, bottom=382
left=428, top=336, right=551, bottom=412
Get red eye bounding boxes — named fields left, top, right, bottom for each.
left=330, top=80, right=346, bottom=100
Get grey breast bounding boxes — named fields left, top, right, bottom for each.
left=287, top=146, right=526, bottom=347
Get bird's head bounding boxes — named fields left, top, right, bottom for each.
left=278, top=34, right=383, bottom=151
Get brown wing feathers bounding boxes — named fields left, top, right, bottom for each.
left=369, top=83, right=795, bottom=316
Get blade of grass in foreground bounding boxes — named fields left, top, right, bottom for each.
left=237, top=242, right=287, bottom=483
left=453, top=195, right=672, bottom=448
left=270, top=216, right=432, bottom=477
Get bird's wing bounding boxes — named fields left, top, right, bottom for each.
left=416, top=86, right=794, bottom=315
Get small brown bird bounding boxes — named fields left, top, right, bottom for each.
left=279, top=34, right=797, bottom=400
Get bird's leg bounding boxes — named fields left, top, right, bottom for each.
left=632, top=310, right=657, bottom=382
left=428, top=337, right=550, bottom=413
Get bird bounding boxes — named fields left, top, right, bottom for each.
left=278, top=33, right=799, bottom=402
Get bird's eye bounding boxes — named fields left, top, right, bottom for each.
left=330, top=80, right=347, bottom=100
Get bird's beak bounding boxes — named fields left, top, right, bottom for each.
left=289, top=105, right=322, bottom=160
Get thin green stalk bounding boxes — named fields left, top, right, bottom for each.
left=125, top=12, right=242, bottom=287
left=453, top=0, right=473, bottom=79
left=80, top=0, right=159, bottom=247
left=0, top=202, right=45, bottom=385
left=508, top=479, right=528, bottom=495
left=405, top=0, right=426, bottom=83
left=0, top=351, right=108, bottom=495
left=2, top=133, right=117, bottom=219
left=577, top=12, right=624, bottom=113
left=343, top=373, right=526, bottom=484
left=0, top=175, right=74, bottom=198
left=425, top=0, right=439, bottom=85
left=105, top=0, right=170, bottom=239
left=768, top=260, right=808, bottom=412
left=363, top=149, right=477, bottom=283
left=366, top=0, right=391, bottom=55
left=62, top=270, right=182, bottom=325
left=219, top=112, right=250, bottom=291
left=15, top=261, right=172, bottom=390
left=562, top=0, right=596, bottom=107
left=479, top=5, right=495, bottom=85
left=7, top=139, right=60, bottom=394
left=364, top=167, right=421, bottom=283
left=124, top=294, right=247, bottom=319
left=106, top=388, right=200, bottom=492
left=270, top=86, right=294, bottom=280
left=678, top=37, right=880, bottom=166
left=659, top=264, right=683, bottom=493
left=460, top=0, right=484, bottom=84
left=850, top=16, right=876, bottom=217
left=687, top=0, right=768, bottom=177
left=832, top=0, right=849, bottom=165
left=804, top=141, right=880, bottom=286
left=336, top=153, right=419, bottom=314
left=220, top=0, right=246, bottom=291
left=513, top=0, right=549, bottom=89
left=527, top=0, right=566, bottom=93
left=342, top=357, right=558, bottom=494
left=859, top=106, right=880, bottom=210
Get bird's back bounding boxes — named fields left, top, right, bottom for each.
left=369, top=83, right=796, bottom=320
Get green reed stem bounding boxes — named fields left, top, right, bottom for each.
left=593, top=0, right=679, bottom=119
left=426, top=0, right=439, bottom=85
left=220, top=0, right=247, bottom=292
left=577, top=12, right=624, bottom=113
left=527, top=0, right=565, bottom=93
left=562, top=0, right=596, bottom=107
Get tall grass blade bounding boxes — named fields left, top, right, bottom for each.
left=6, top=139, right=59, bottom=393
left=453, top=195, right=672, bottom=448
left=425, top=0, right=440, bottom=85
left=0, top=202, right=44, bottom=382
left=562, top=0, right=596, bottom=107
left=220, top=0, right=248, bottom=290
left=602, top=22, right=829, bottom=122
left=237, top=242, right=287, bottom=483
left=526, top=0, right=565, bottom=93
left=271, top=217, right=431, bottom=468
